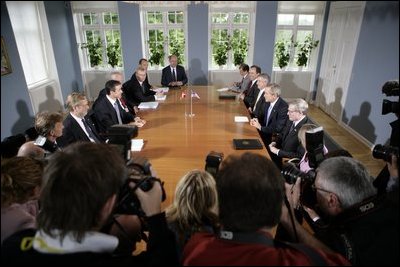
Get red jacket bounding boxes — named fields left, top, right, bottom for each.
left=182, top=232, right=350, bottom=266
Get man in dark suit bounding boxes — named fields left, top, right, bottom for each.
left=137, top=58, right=153, bottom=89
left=250, top=73, right=271, bottom=122
left=161, top=55, right=188, bottom=87
left=268, top=98, right=310, bottom=169
left=123, top=67, right=163, bottom=109
left=93, top=80, right=145, bottom=135
left=250, top=83, right=288, bottom=160
left=241, top=65, right=261, bottom=109
left=57, top=92, right=104, bottom=148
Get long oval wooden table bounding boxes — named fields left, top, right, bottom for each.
left=133, top=86, right=267, bottom=207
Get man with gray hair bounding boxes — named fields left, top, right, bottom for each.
left=269, top=98, right=309, bottom=169
left=283, top=156, right=398, bottom=265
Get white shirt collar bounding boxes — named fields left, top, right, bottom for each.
left=33, top=230, right=118, bottom=254
left=106, top=95, right=117, bottom=106
left=269, top=97, right=279, bottom=109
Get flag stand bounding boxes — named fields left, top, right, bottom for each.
left=186, top=86, right=195, bottom=117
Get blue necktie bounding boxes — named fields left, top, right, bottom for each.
left=113, top=101, right=123, bottom=124
left=82, top=119, right=100, bottom=143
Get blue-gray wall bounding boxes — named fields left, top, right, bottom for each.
left=44, top=1, right=83, bottom=96
left=1, top=1, right=82, bottom=139
left=119, top=2, right=142, bottom=78
left=344, top=1, right=399, bottom=145
left=253, top=1, right=278, bottom=74
left=187, top=3, right=209, bottom=85
left=1, top=1, right=34, bottom=139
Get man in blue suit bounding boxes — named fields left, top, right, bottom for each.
left=161, top=55, right=188, bottom=87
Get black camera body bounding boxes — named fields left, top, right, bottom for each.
left=305, top=126, right=325, bottom=169
left=281, top=163, right=317, bottom=208
left=205, top=151, right=224, bottom=177
left=372, top=144, right=399, bottom=163
left=114, top=158, right=166, bottom=217
left=381, top=80, right=399, bottom=115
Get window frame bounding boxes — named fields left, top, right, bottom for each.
left=274, top=12, right=322, bottom=71
left=74, top=10, right=122, bottom=70
left=141, top=6, right=188, bottom=69
left=208, top=3, right=255, bottom=70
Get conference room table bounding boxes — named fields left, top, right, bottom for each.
left=133, top=86, right=267, bottom=207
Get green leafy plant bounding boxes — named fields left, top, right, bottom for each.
left=81, top=36, right=103, bottom=67
left=232, top=37, right=248, bottom=66
left=148, top=42, right=164, bottom=66
left=169, top=41, right=185, bottom=65
left=294, top=35, right=319, bottom=67
left=106, top=39, right=122, bottom=68
left=211, top=35, right=231, bottom=67
left=274, top=40, right=291, bottom=69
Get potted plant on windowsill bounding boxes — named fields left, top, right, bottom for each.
left=294, top=35, right=319, bottom=69
left=232, top=37, right=248, bottom=66
left=107, top=38, right=122, bottom=69
left=148, top=43, right=164, bottom=69
left=274, top=40, right=290, bottom=70
left=81, top=36, right=103, bottom=68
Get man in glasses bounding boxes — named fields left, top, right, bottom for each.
left=284, top=156, right=398, bottom=265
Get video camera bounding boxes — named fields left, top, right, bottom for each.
left=114, top=157, right=166, bottom=217
left=381, top=80, right=399, bottom=115
left=107, top=125, right=138, bottom=161
left=205, top=151, right=224, bottom=178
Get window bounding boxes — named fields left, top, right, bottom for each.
left=74, top=9, right=122, bottom=69
left=142, top=8, right=187, bottom=69
left=209, top=2, right=255, bottom=70
left=6, top=1, right=52, bottom=86
left=273, top=13, right=319, bottom=70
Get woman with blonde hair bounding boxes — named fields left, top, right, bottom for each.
left=166, top=170, right=219, bottom=259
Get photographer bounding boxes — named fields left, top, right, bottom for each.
left=2, top=143, right=178, bottom=266
left=284, top=156, right=399, bottom=265
left=182, top=153, right=349, bottom=265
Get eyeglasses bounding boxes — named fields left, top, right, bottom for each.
left=311, top=184, right=332, bottom=194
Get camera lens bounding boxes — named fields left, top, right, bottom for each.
left=138, top=177, right=153, bottom=192
left=372, top=144, right=399, bottom=163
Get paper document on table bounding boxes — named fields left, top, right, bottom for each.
left=131, top=139, right=144, bottom=151
left=217, top=88, right=230, bottom=92
left=158, top=87, right=169, bottom=93
left=155, top=95, right=167, bottom=101
left=234, top=116, right=249, bottom=122
left=138, top=101, right=159, bottom=109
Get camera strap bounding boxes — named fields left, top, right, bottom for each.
left=218, top=230, right=328, bottom=266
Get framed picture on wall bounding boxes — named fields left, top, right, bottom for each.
left=1, top=36, right=12, bottom=76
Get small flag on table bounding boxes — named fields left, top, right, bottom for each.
left=191, top=91, right=200, bottom=99
left=180, top=91, right=186, bottom=99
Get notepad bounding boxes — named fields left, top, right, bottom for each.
left=217, top=88, right=230, bottom=92
left=138, top=101, right=159, bottom=109
left=155, top=95, right=167, bottom=101
left=233, top=139, right=263, bottom=150
left=131, top=139, right=144, bottom=151
left=234, top=116, right=249, bottom=122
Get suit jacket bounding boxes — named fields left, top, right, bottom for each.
left=93, top=96, right=134, bottom=134
left=240, top=75, right=251, bottom=92
left=276, top=116, right=310, bottom=159
left=57, top=113, right=104, bottom=148
left=261, top=97, right=289, bottom=137
left=161, top=65, right=188, bottom=87
left=130, top=72, right=152, bottom=89
left=243, top=81, right=259, bottom=109
left=252, top=95, right=266, bottom=124
left=122, top=73, right=156, bottom=108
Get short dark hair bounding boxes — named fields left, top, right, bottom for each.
left=250, top=65, right=261, bottom=74
left=216, top=153, right=284, bottom=231
left=139, top=58, right=148, bottom=64
left=239, top=63, right=249, bottom=72
left=37, top=142, right=127, bottom=242
left=105, top=80, right=121, bottom=95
